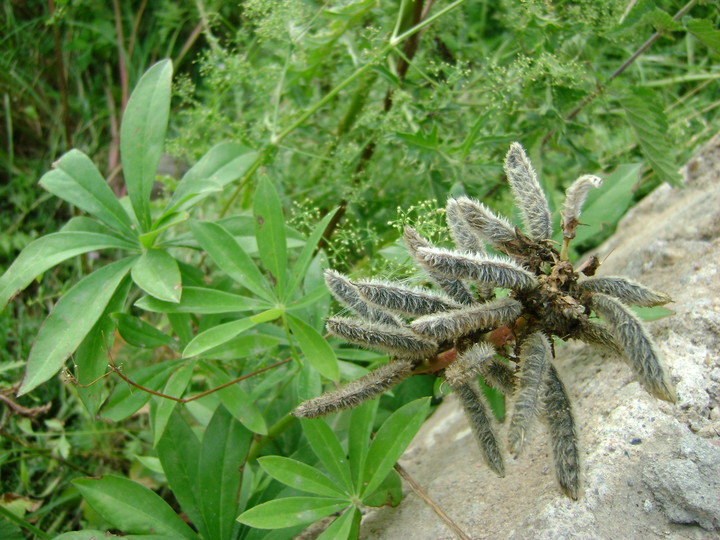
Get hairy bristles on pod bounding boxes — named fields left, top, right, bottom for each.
left=403, top=226, right=476, bottom=305
left=326, top=317, right=438, bottom=359
left=579, top=276, right=672, bottom=307
left=324, top=270, right=400, bottom=326
left=415, top=247, right=538, bottom=291
left=455, top=197, right=518, bottom=250
left=446, top=198, right=488, bottom=255
left=354, top=279, right=462, bottom=317
left=504, top=143, right=553, bottom=240
left=453, top=382, right=505, bottom=476
left=508, top=332, right=551, bottom=457
left=574, top=321, right=624, bottom=356
left=542, top=364, right=580, bottom=500
left=591, top=294, right=676, bottom=402
left=411, top=297, right=522, bottom=341
left=561, top=174, right=602, bottom=238
left=293, top=360, right=414, bottom=418
left=444, top=342, right=496, bottom=387
left=480, top=358, right=516, bottom=395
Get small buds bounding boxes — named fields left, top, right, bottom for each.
left=561, top=174, right=602, bottom=239
left=580, top=276, right=671, bottom=307
left=411, top=297, right=522, bottom=341
left=591, top=294, right=676, bottom=402
left=415, top=247, right=537, bottom=291
left=504, top=143, right=553, bottom=240
left=326, top=316, right=438, bottom=359
left=293, top=360, right=414, bottom=418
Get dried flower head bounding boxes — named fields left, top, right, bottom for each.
left=294, top=142, right=675, bottom=500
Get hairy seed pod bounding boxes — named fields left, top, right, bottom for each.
left=444, top=342, right=496, bottom=387
left=446, top=198, right=488, bottom=254
left=453, top=381, right=505, bottom=476
left=403, top=226, right=476, bottom=305
left=591, top=294, right=676, bottom=402
left=508, top=332, right=551, bottom=457
left=324, top=270, right=400, bottom=326
left=480, top=358, right=516, bottom=395
left=293, top=360, right=414, bottom=418
left=354, top=279, right=461, bottom=316
left=415, top=247, right=537, bottom=291
left=504, top=142, right=553, bottom=240
left=326, top=316, right=438, bottom=359
left=580, top=276, right=671, bottom=307
left=411, top=297, right=523, bottom=340
left=561, top=174, right=602, bottom=238
left=455, top=196, right=518, bottom=250
left=575, top=320, right=624, bottom=356
left=542, top=363, right=580, bottom=500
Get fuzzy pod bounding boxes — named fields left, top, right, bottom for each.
left=507, top=332, right=551, bottom=457
left=575, top=320, right=624, bottom=356
left=403, top=226, right=476, bottom=305
left=415, top=247, right=538, bottom=291
left=411, top=297, right=523, bottom=341
left=561, top=174, right=602, bottom=238
left=542, top=363, right=580, bottom=500
left=455, top=196, right=518, bottom=250
left=504, top=143, right=553, bottom=240
left=354, top=279, right=462, bottom=317
left=591, top=293, right=676, bottom=402
left=446, top=198, right=488, bottom=254
left=324, top=270, right=401, bottom=326
left=453, top=381, right=505, bottom=476
left=293, top=360, right=414, bottom=418
left=326, top=316, right=438, bottom=359
left=444, top=342, right=497, bottom=387
left=480, top=357, right=516, bottom=395
left=580, top=276, right=671, bottom=307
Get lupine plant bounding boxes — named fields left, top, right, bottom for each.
left=295, top=143, right=675, bottom=499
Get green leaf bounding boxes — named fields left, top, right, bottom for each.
left=183, top=308, right=283, bottom=358
left=285, top=208, right=338, bottom=301
left=258, top=456, right=347, bottom=497
left=316, top=508, right=359, bottom=540
left=151, top=361, right=195, bottom=446
left=286, top=286, right=329, bottom=313
left=0, top=231, right=137, bottom=310
left=632, top=305, right=675, bottom=322
left=199, top=406, right=252, bottom=540
left=236, top=497, right=348, bottom=529
left=254, top=177, right=287, bottom=296
left=131, top=249, right=181, bottom=303
left=140, top=211, right=189, bottom=247
left=73, top=475, right=196, bottom=539
left=99, top=359, right=183, bottom=421
left=286, top=314, right=339, bottom=381
left=348, top=399, right=380, bottom=483
left=191, top=221, right=272, bottom=300
left=113, top=313, right=176, bottom=349
left=568, top=163, right=642, bottom=247
left=300, top=419, right=353, bottom=492
left=18, top=257, right=137, bottom=395
left=121, top=59, right=173, bottom=231
left=360, top=397, right=430, bottom=497
left=156, top=411, right=205, bottom=536
left=617, top=87, right=681, bottom=187
left=75, top=277, right=132, bottom=416
left=205, top=364, right=268, bottom=435
left=39, top=150, right=135, bottom=238
left=136, top=286, right=263, bottom=314
left=686, top=18, right=720, bottom=53
left=166, top=142, right=259, bottom=213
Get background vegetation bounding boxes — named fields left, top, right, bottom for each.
left=0, top=0, right=718, bottom=538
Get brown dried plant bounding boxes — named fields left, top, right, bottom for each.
left=293, top=142, right=675, bottom=499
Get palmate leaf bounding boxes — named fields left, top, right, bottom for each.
left=73, top=475, right=197, bottom=539
left=259, top=456, right=347, bottom=497
left=287, top=313, right=339, bottom=381
left=254, top=177, right=287, bottom=297
left=618, top=87, right=681, bottom=187
left=0, top=231, right=138, bottom=309
left=300, top=418, right=353, bottom=492
left=131, top=249, right=182, bottom=303
left=39, top=150, right=136, bottom=238
left=236, top=497, right=349, bottom=529
left=316, top=508, right=360, bottom=540
left=135, top=286, right=264, bottom=314
left=18, top=256, right=137, bottom=396
left=120, top=59, right=173, bottom=231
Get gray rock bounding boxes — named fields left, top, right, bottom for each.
left=360, top=133, right=720, bottom=539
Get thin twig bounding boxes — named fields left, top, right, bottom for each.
left=394, top=463, right=472, bottom=540
left=0, top=393, right=52, bottom=418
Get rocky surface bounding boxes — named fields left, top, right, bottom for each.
left=359, top=134, right=720, bottom=539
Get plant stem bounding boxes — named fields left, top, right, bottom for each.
left=246, top=413, right=297, bottom=463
